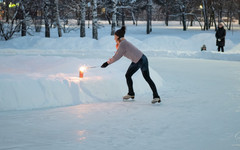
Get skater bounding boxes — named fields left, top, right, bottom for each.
left=215, top=22, right=226, bottom=52
left=101, top=26, right=161, bottom=104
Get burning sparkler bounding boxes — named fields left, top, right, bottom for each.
left=79, top=66, right=87, bottom=78
left=79, top=65, right=99, bottom=78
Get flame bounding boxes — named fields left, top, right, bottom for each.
left=79, top=66, right=87, bottom=72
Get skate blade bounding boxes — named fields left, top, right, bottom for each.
left=123, top=99, right=135, bottom=102
left=151, top=100, right=161, bottom=104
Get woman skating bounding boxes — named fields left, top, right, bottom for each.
left=101, top=26, right=161, bottom=104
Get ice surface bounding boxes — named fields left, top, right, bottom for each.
left=0, top=21, right=240, bottom=150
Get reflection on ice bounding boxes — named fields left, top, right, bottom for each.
left=48, top=73, right=103, bottom=84
left=77, top=130, right=87, bottom=142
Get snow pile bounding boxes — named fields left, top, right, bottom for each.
left=0, top=56, right=163, bottom=111
left=0, top=33, right=235, bottom=52
left=0, top=32, right=239, bottom=61
left=229, top=43, right=240, bottom=53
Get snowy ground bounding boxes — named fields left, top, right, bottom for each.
left=0, top=21, right=240, bottom=150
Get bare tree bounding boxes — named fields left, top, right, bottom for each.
left=0, top=7, right=22, bottom=40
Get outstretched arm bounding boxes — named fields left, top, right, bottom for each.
left=101, top=45, right=125, bottom=68
left=107, top=46, right=125, bottom=65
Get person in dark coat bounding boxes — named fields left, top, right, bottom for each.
left=215, top=22, right=226, bottom=52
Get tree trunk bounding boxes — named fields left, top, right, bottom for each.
left=202, top=0, right=209, bottom=30
left=227, top=0, right=234, bottom=30
left=35, top=10, right=42, bottom=32
left=122, top=8, right=125, bottom=26
left=226, top=11, right=229, bottom=28
left=146, top=0, right=152, bottom=34
left=80, top=0, right=86, bottom=37
left=228, top=12, right=233, bottom=30
left=211, top=6, right=217, bottom=31
left=55, top=0, right=62, bottom=37
left=179, top=2, right=186, bottom=31
left=77, top=10, right=81, bottom=25
left=21, top=22, right=26, bottom=36
left=238, top=11, right=240, bottom=25
left=20, top=2, right=26, bottom=37
left=150, top=3, right=152, bottom=32
left=135, top=10, right=139, bottom=26
left=88, top=8, right=90, bottom=28
left=44, top=0, right=50, bottom=38
left=147, top=10, right=150, bottom=34
left=132, top=11, right=136, bottom=25
left=50, top=0, right=55, bottom=28
left=116, top=15, right=119, bottom=26
left=190, top=16, right=193, bottom=26
left=92, top=0, right=98, bottom=40
left=106, top=13, right=111, bottom=24
left=182, top=13, right=186, bottom=31
left=111, top=0, right=116, bottom=35
left=165, top=11, right=169, bottom=26
left=218, top=6, right=222, bottom=23
left=5, top=0, right=10, bottom=23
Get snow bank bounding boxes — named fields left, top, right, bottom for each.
left=0, top=32, right=238, bottom=61
left=229, top=43, right=240, bottom=53
left=0, top=56, right=163, bottom=111
left=0, top=36, right=115, bottom=52
left=0, top=33, right=235, bottom=52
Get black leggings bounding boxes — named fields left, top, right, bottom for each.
left=125, top=55, right=160, bottom=99
left=218, top=46, right=224, bottom=52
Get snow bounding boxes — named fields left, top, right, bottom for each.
left=229, top=43, right=240, bottom=54
left=0, top=21, right=240, bottom=150
left=0, top=56, right=162, bottom=111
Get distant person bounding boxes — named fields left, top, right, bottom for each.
left=215, top=22, right=226, bottom=52
left=101, top=26, right=161, bottom=104
left=201, top=44, right=206, bottom=51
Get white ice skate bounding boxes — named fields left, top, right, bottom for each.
left=151, top=98, right=161, bottom=104
left=123, top=94, right=135, bottom=101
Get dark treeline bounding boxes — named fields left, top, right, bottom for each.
left=0, top=0, right=240, bottom=40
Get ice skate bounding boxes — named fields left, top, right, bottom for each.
left=151, top=98, right=161, bottom=104
left=123, top=94, right=135, bottom=100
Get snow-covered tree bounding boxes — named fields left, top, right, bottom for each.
left=154, top=0, right=175, bottom=26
